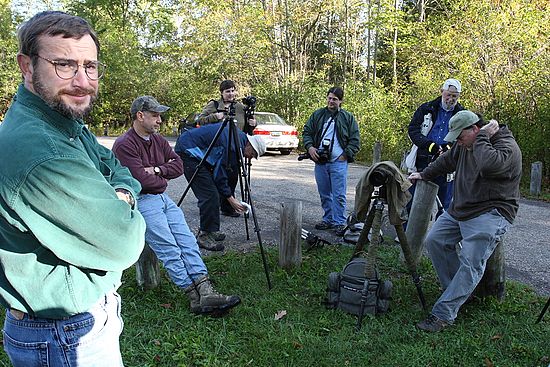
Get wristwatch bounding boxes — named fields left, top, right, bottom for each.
left=154, top=166, right=161, bottom=176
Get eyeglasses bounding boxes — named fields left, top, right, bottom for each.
left=36, top=55, right=106, bottom=80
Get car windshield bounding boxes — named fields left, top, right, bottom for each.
left=255, top=113, right=287, bottom=126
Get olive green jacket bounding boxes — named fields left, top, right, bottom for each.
left=302, top=107, right=360, bottom=162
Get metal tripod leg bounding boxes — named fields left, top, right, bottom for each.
left=536, top=296, right=550, bottom=323
left=395, top=225, right=427, bottom=311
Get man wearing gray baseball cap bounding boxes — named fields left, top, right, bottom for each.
left=113, top=96, right=241, bottom=316
left=408, top=110, right=522, bottom=332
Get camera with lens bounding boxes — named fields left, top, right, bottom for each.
left=242, top=96, right=257, bottom=109
left=297, top=139, right=330, bottom=164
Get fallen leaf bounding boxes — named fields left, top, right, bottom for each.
left=274, top=310, right=287, bottom=320
left=160, top=303, right=172, bottom=309
left=292, top=341, right=303, bottom=349
left=153, top=339, right=161, bottom=346
left=484, top=357, right=494, bottom=367
left=490, top=334, right=503, bottom=340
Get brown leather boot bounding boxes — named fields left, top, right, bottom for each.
left=184, top=276, right=240, bottom=315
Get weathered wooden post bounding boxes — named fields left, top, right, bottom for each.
left=530, top=161, right=542, bottom=196
left=279, top=201, right=302, bottom=269
left=372, top=141, right=382, bottom=164
left=406, top=180, right=438, bottom=264
left=475, top=239, right=506, bottom=300
left=136, top=243, right=160, bottom=290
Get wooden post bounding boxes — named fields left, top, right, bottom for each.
left=406, top=180, right=438, bottom=264
left=530, top=161, right=542, bottom=196
left=372, top=141, right=382, bottom=164
left=279, top=201, right=302, bottom=269
left=474, top=238, right=505, bottom=300
left=136, top=243, right=160, bottom=290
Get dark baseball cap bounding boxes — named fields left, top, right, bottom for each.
left=130, top=96, right=170, bottom=115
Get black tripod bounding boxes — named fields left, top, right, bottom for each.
left=536, top=296, right=550, bottom=323
left=177, top=103, right=272, bottom=289
left=352, top=179, right=427, bottom=331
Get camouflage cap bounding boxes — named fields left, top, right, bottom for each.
left=130, top=96, right=170, bottom=115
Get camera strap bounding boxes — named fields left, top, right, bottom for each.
left=319, top=115, right=337, bottom=155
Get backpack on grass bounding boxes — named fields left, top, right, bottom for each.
left=325, top=257, right=392, bottom=316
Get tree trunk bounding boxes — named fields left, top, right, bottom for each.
left=474, top=238, right=506, bottom=300
left=135, top=243, right=160, bottom=290
left=279, top=201, right=302, bottom=269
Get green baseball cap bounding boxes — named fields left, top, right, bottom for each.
left=444, top=110, right=480, bottom=142
left=130, top=96, right=170, bottom=115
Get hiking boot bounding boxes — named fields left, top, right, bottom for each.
left=184, top=276, right=241, bottom=315
left=200, top=231, right=226, bottom=241
left=221, top=210, right=240, bottom=218
left=416, top=314, right=451, bottom=332
left=197, top=233, right=225, bottom=251
left=334, top=225, right=347, bottom=236
left=315, top=221, right=333, bottom=230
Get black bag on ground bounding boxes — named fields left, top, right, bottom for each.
left=326, top=257, right=392, bottom=316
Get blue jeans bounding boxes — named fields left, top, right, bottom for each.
left=314, top=160, right=348, bottom=226
left=3, top=291, right=124, bottom=367
left=426, top=209, right=510, bottom=322
left=138, top=193, right=207, bottom=289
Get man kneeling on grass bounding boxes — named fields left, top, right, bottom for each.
left=113, top=95, right=241, bottom=316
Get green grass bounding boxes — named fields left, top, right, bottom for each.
left=1, top=244, right=549, bottom=367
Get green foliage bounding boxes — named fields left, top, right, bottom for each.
left=2, top=0, right=548, bottom=186
left=0, top=0, right=20, bottom=119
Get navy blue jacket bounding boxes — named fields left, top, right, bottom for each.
left=408, top=96, right=464, bottom=171
left=175, top=123, right=247, bottom=197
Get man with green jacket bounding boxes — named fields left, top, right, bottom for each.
left=0, top=11, right=145, bottom=366
left=302, top=87, right=360, bottom=236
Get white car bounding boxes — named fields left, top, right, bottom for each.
left=252, top=112, right=299, bottom=155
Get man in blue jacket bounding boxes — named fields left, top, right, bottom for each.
left=175, top=122, right=266, bottom=248
left=407, top=79, right=464, bottom=211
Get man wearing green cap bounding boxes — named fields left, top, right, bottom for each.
left=409, top=110, right=522, bottom=332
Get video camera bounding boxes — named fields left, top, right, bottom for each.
left=242, top=96, right=257, bottom=110
left=297, top=138, right=331, bottom=164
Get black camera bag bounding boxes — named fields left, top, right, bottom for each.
left=326, top=257, right=392, bottom=316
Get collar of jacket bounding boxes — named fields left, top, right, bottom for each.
left=14, top=84, right=84, bottom=139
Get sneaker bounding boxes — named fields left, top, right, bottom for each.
left=197, top=233, right=225, bottom=251
left=334, top=225, right=347, bottom=236
left=416, top=314, right=451, bottom=332
left=200, top=231, right=226, bottom=241
left=315, top=221, right=333, bottom=230
left=221, top=210, right=240, bottom=218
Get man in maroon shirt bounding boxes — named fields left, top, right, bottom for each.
left=113, top=96, right=240, bottom=315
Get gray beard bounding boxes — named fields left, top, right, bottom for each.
left=33, top=74, right=97, bottom=120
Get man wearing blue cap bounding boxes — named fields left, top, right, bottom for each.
left=409, top=110, right=522, bottom=332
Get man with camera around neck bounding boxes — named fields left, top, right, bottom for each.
left=302, top=87, right=361, bottom=236
left=197, top=79, right=257, bottom=218
left=113, top=96, right=241, bottom=315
